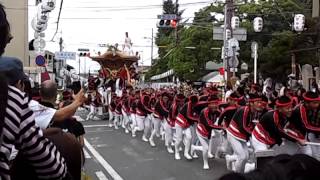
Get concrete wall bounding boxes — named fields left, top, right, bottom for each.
left=2, top=0, right=29, bottom=66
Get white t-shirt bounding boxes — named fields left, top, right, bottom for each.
left=28, top=100, right=57, bottom=129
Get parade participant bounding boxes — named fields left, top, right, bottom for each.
left=175, top=94, right=199, bottom=160
left=165, top=93, right=185, bottom=154
left=108, top=93, right=117, bottom=127
left=131, top=91, right=148, bottom=138
left=250, top=84, right=261, bottom=95
left=226, top=94, right=264, bottom=173
left=290, top=91, right=320, bottom=160
left=215, top=92, right=240, bottom=158
left=129, top=92, right=138, bottom=137
left=149, top=91, right=170, bottom=147
left=86, top=90, right=103, bottom=121
left=191, top=94, right=210, bottom=158
left=192, top=95, right=223, bottom=169
left=121, top=94, right=131, bottom=133
left=251, top=96, right=305, bottom=152
left=114, top=97, right=123, bottom=129
left=141, top=93, right=153, bottom=142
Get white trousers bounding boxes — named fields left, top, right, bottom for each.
left=150, top=116, right=162, bottom=140
left=143, top=114, right=152, bottom=138
left=227, top=133, right=249, bottom=173
left=251, top=134, right=269, bottom=152
left=108, top=109, right=114, bottom=125
left=130, top=113, right=136, bottom=129
left=122, top=109, right=130, bottom=128
left=114, top=114, right=122, bottom=128
left=216, top=132, right=232, bottom=156
left=87, top=105, right=97, bottom=120
left=133, top=115, right=145, bottom=131
left=164, top=121, right=174, bottom=147
left=195, top=130, right=209, bottom=167
left=308, top=133, right=320, bottom=161
left=175, top=124, right=192, bottom=155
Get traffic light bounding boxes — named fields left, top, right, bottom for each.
left=79, top=52, right=90, bottom=57
left=157, top=14, right=178, bottom=28
left=158, top=19, right=178, bottom=28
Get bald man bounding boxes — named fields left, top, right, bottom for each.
left=29, top=80, right=86, bottom=129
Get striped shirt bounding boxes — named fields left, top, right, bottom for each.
left=0, top=86, right=67, bottom=180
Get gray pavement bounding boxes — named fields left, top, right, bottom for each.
left=78, top=111, right=229, bottom=180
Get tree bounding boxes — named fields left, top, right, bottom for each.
left=166, top=4, right=224, bottom=81
left=237, top=0, right=318, bottom=81
left=147, top=0, right=319, bottom=82
left=146, top=0, right=181, bottom=80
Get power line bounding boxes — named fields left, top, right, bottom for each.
left=62, top=1, right=213, bottom=9
left=51, top=0, right=64, bottom=41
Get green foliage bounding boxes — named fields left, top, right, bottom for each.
left=147, top=0, right=319, bottom=82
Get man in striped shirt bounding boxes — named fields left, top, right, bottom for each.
left=0, top=4, right=67, bottom=179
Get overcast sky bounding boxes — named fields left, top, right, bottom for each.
left=28, top=0, right=213, bottom=73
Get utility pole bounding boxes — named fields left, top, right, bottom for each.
left=223, top=0, right=234, bottom=84
left=151, top=28, right=154, bottom=64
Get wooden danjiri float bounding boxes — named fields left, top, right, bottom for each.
left=89, top=33, right=140, bottom=97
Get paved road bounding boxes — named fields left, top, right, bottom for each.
left=76, top=111, right=229, bottom=180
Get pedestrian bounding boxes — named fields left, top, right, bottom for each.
left=0, top=3, right=66, bottom=179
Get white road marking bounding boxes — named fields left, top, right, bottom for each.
left=83, top=149, right=91, bottom=159
left=95, top=171, right=109, bottom=180
left=84, top=138, right=124, bottom=180
left=84, top=124, right=110, bottom=128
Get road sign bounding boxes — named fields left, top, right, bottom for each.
left=77, top=48, right=90, bottom=52
left=157, top=14, right=177, bottom=20
left=228, top=56, right=239, bottom=68
left=251, top=41, right=258, bottom=58
left=241, top=62, right=248, bottom=71
left=35, top=55, right=46, bottom=66
left=230, top=68, right=238, bottom=72
left=227, top=38, right=240, bottom=57
left=55, top=51, right=76, bottom=60
left=33, top=38, right=46, bottom=49
left=251, top=41, right=258, bottom=51
left=213, top=27, right=247, bottom=41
